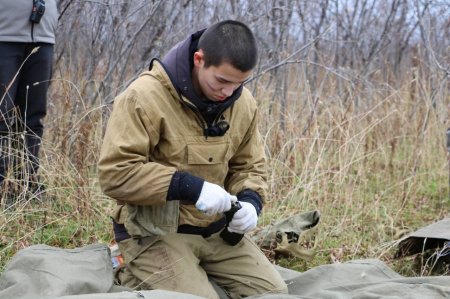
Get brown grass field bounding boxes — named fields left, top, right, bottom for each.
left=0, top=56, right=449, bottom=277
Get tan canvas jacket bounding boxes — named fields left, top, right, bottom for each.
left=98, top=60, right=267, bottom=237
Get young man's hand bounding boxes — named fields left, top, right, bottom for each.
left=195, top=182, right=233, bottom=216
left=227, top=202, right=257, bottom=234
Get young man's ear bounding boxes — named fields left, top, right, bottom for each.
left=193, top=49, right=205, bottom=68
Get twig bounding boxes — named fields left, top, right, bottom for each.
left=0, top=47, right=40, bottom=104
left=247, top=25, right=334, bottom=83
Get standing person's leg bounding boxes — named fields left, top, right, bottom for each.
left=202, top=233, right=288, bottom=299
left=0, top=42, right=25, bottom=185
left=15, top=43, right=53, bottom=187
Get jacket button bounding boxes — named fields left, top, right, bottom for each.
left=208, top=157, right=213, bottom=162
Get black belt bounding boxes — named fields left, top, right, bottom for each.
left=177, top=217, right=227, bottom=238
left=112, top=217, right=227, bottom=242
left=112, top=219, right=131, bottom=242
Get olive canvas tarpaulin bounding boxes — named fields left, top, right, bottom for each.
left=1, top=243, right=450, bottom=299
left=397, top=218, right=450, bottom=257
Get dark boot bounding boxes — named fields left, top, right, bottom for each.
left=24, top=134, right=45, bottom=200
left=0, top=133, right=11, bottom=185
left=0, top=134, right=16, bottom=207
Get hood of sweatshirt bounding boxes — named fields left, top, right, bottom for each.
left=161, top=29, right=243, bottom=125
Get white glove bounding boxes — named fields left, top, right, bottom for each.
left=195, top=182, right=233, bottom=216
left=227, top=201, right=258, bottom=234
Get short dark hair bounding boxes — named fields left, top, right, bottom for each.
left=198, top=20, right=258, bottom=72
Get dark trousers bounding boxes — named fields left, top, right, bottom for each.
left=0, top=42, right=54, bottom=184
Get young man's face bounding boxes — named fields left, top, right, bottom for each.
left=193, top=50, right=252, bottom=102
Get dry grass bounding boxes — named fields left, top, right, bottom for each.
left=0, top=61, right=449, bottom=277
left=255, top=63, right=449, bottom=275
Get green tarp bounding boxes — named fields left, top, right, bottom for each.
left=1, top=243, right=449, bottom=299
left=398, top=218, right=450, bottom=257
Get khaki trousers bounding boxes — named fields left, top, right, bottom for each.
left=117, top=231, right=288, bottom=299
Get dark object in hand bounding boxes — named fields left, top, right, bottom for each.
left=30, top=0, right=46, bottom=24
left=220, top=201, right=243, bottom=246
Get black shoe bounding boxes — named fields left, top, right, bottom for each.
left=29, top=182, right=46, bottom=202
left=0, top=180, right=19, bottom=209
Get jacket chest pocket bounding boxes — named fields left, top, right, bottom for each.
left=187, top=142, right=229, bottom=165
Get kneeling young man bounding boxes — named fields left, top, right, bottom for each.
left=98, top=20, right=288, bottom=299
